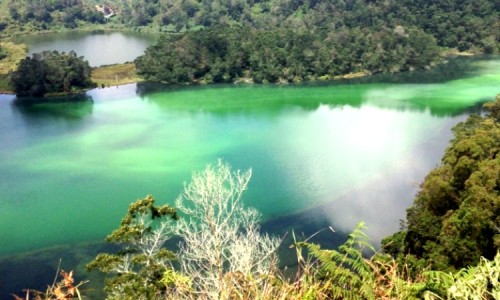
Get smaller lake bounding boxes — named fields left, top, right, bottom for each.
left=14, top=31, right=159, bottom=67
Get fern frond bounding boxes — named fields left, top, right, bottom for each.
left=303, top=222, right=377, bottom=300
left=423, top=270, right=454, bottom=295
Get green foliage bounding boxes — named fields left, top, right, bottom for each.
left=0, top=46, right=6, bottom=61
left=9, top=50, right=95, bottom=97
left=299, top=222, right=499, bottom=300
left=299, top=222, right=377, bottom=300
left=160, top=269, right=192, bottom=292
left=135, top=26, right=441, bottom=85
left=447, top=252, right=500, bottom=299
left=384, top=96, right=500, bottom=271
left=294, top=222, right=435, bottom=300
left=1, top=0, right=496, bottom=53
left=0, top=0, right=106, bottom=33
left=423, top=251, right=500, bottom=299
left=87, top=195, right=179, bottom=300
left=0, top=41, right=28, bottom=75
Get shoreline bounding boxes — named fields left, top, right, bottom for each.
left=0, top=25, right=149, bottom=40
left=0, top=30, right=492, bottom=96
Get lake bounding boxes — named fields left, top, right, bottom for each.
left=13, top=30, right=159, bottom=67
left=0, top=53, right=499, bottom=297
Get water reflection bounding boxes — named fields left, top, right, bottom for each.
left=134, top=55, right=499, bottom=117
left=135, top=56, right=495, bottom=97
left=138, top=81, right=488, bottom=118
left=351, top=55, right=498, bottom=84
left=12, top=95, right=94, bottom=120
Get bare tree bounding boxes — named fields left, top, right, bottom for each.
left=174, top=160, right=281, bottom=300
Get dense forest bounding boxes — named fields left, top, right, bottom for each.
left=383, top=95, right=500, bottom=272
left=0, top=0, right=107, bottom=31
left=0, top=0, right=498, bottom=53
left=10, top=50, right=95, bottom=97
left=135, top=26, right=440, bottom=84
left=0, top=0, right=498, bottom=85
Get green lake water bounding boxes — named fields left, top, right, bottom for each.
left=0, top=56, right=499, bottom=297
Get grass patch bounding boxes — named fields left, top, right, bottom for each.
left=0, top=41, right=27, bottom=75
left=0, top=40, right=26, bottom=93
left=0, top=74, right=12, bottom=93
left=91, top=63, right=142, bottom=87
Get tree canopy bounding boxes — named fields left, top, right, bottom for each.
left=135, top=26, right=440, bottom=84
left=1, top=0, right=498, bottom=53
left=9, top=50, right=95, bottom=97
left=87, top=195, right=179, bottom=300
left=383, top=95, right=500, bottom=272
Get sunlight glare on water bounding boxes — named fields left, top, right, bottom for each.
left=0, top=56, right=499, bottom=259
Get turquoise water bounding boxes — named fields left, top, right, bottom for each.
left=0, top=56, right=498, bottom=297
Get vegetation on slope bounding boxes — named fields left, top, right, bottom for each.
left=135, top=26, right=440, bottom=84
left=0, top=0, right=107, bottom=35
left=383, top=95, right=500, bottom=272
left=0, top=0, right=497, bottom=88
left=1, top=0, right=498, bottom=53
left=299, top=224, right=500, bottom=300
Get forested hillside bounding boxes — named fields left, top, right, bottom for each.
left=383, top=95, right=500, bottom=272
left=0, top=0, right=107, bottom=31
left=135, top=26, right=440, bottom=84
left=1, top=0, right=498, bottom=53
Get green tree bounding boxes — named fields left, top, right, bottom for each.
left=87, top=195, right=179, bottom=300
left=135, top=26, right=441, bottom=85
left=9, top=56, right=47, bottom=97
left=10, top=50, right=94, bottom=97
left=383, top=95, right=500, bottom=271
